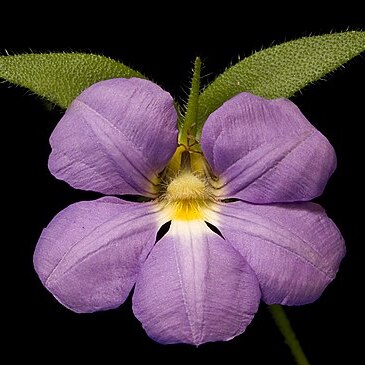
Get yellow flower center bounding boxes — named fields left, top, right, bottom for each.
left=159, top=147, right=216, bottom=221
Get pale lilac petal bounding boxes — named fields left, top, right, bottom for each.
left=207, top=201, right=345, bottom=305
left=133, top=220, right=260, bottom=345
left=34, top=197, right=162, bottom=313
left=49, top=78, right=178, bottom=197
left=201, top=93, right=336, bottom=203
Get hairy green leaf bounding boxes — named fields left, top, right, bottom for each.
left=197, top=31, right=365, bottom=134
left=0, top=53, right=144, bottom=108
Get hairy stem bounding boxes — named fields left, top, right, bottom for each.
left=179, top=57, right=201, bottom=146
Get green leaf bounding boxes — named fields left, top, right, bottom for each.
left=197, top=31, right=365, bottom=135
left=0, top=53, right=145, bottom=108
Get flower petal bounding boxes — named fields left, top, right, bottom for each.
left=201, top=93, right=336, bottom=203
left=34, top=197, right=162, bottom=313
left=49, top=78, right=178, bottom=197
left=207, top=201, right=345, bottom=305
left=132, top=220, right=260, bottom=345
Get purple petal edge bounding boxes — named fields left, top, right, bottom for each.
left=34, top=197, right=161, bottom=313
left=210, top=200, right=345, bottom=305
left=49, top=78, right=178, bottom=196
left=201, top=92, right=336, bottom=203
left=133, top=220, right=260, bottom=345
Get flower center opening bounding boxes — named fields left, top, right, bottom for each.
left=159, top=148, right=216, bottom=221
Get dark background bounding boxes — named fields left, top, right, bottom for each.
left=2, top=15, right=364, bottom=364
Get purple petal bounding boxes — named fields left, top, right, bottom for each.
left=132, top=220, right=260, bottom=345
left=34, top=197, right=162, bottom=313
left=201, top=93, right=336, bottom=203
left=208, top=201, right=345, bottom=305
left=49, top=78, right=178, bottom=197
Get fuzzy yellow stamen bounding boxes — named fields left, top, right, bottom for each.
left=159, top=150, right=215, bottom=221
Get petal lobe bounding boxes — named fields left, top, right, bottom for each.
left=34, top=197, right=162, bottom=313
left=49, top=78, right=178, bottom=196
left=201, top=92, right=336, bottom=202
left=133, top=219, right=260, bottom=345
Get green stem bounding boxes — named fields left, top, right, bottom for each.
left=179, top=57, right=201, bottom=146
left=269, top=305, right=310, bottom=365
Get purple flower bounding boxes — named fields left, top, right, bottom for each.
left=34, top=78, right=345, bottom=345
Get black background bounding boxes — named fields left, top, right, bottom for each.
left=2, top=14, right=364, bottom=364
